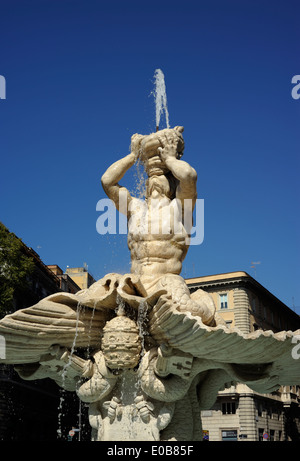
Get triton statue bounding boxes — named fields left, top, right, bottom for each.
left=0, top=126, right=299, bottom=441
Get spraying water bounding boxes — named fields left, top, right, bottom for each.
left=57, top=302, right=82, bottom=439
left=153, top=69, right=170, bottom=131
left=129, top=69, right=170, bottom=201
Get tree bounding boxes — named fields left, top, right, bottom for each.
left=0, top=223, right=35, bottom=318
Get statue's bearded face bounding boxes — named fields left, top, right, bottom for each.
left=146, top=175, right=171, bottom=199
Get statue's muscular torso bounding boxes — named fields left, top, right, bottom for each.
left=127, top=197, right=189, bottom=284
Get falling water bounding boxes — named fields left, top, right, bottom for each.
left=86, top=301, right=97, bottom=357
left=131, top=156, right=147, bottom=200
left=137, top=300, right=148, bottom=359
left=57, top=302, right=82, bottom=439
left=153, top=69, right=170, bottom=131
left=61, top=302, right=82, bottom=382
left=116, top=294, right=126, bottom=316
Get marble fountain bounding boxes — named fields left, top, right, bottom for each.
left=0, top=73, right=299, bottom=441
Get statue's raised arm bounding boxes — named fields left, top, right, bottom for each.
left=157, top=128, right=197, bottom=207
left=101, top=134, right=143, bottom=214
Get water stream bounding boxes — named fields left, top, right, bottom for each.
left=57, top=301, right=82, bottom=439
left=153, top=69, right=170, bottom=131
left=86, top=301, right=97, bottom=357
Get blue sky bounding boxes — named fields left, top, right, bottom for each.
left=0, top=0, right=299, bottom=310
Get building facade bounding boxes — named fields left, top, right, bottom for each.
left=65, top=265, right=96, bottom=290
left=47, top=264, right=81, bottom=294
left=186, top=271, right=300, bottom=441
left=0, top=224, right=93, bottom=440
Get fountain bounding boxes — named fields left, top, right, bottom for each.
left=0, top=73, right=300, bottom=441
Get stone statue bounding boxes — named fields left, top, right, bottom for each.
left=101, top=126, right=216, bottom=326
left=0, top=126, right=300, bottom=441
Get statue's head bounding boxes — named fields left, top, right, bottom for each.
left=145, top=173, right=178, bottom=200
left=101, top=315, right=142, bottom=370
left=131, top=126, right=184, bottom=178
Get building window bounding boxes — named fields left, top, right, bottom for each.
left=221, top=430, right=237, bottom=441
left=258, top=428, right=264, bottom=441
left=263, top=306, right=267, bottom=320
left=252, top=298, right=256, bottom=313
left=219, top=293, right=228, bottom=309
left=222, top=402, right=236, bottom=415
left=258, top=403, right=263, bottom=416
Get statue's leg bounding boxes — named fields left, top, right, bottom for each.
left=88, top=402, right=104, bottom=441
left=76, top=351, right=118, bottom=403
left=158, top=274, right=216, bottom=326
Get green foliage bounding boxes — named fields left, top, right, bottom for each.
left=0, top=223, right=35, bottom=317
